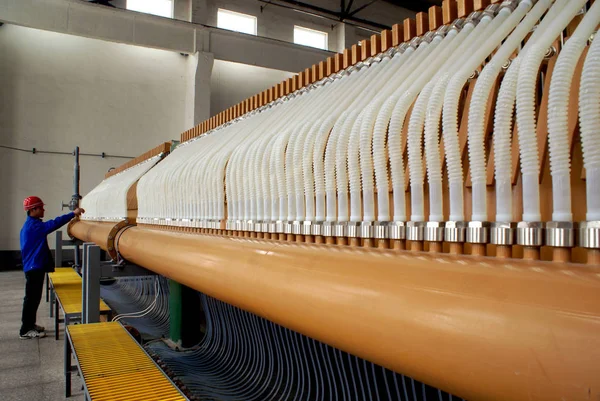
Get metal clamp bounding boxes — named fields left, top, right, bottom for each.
left=302, top=221, right=312, bottom=236
left=466, top=221, right=490, bottom=244
left=444, top=221, right=467, bottom=243
left=334, top=222, right=346, bottom=237
left=579, top=221, right=600, bottom=249
left=373, top=221, right=389, bottom=239
left=424, top=222, right=444, bottom=242
left=360, top=221, right=374, bottom=239
left=545, top=221, right=576, bottom=248
left=292, top=221, right=302, bottom=235
left=389, top=221, right=406, bottom=240
left=106, top=219, right=133, bottom=262
left=311, top=222, right=324, bottom=236
left=322, top=221, right=335, bottom=237
left=490, top=221, right=516, bottom=245
left=516, top=221, right=544, bottom=247
left=406, top=221, right=425, bottom=242
left=346, top=222, right=361, bottom=238
left=283, top=221, right=293, bottom=235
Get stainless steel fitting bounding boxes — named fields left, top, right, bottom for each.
left=255, top=221, right=265, bottom=233
left=283, top=221, right=293, bottom=234
left=334, top=222, right=346, bottom=237
left=490, top=221, right=516, bottom=245
left=451, top=18, right=466, bottom=30
left=373, top=221, right=389, bottom=239
left=516, top=221, right=544, bottom=246
left=579, top=221, right=600, bottom=249
left=322, top=221, right=335, bottom=237
left=499, top=0, right=520, bottom=11
left=465, top=11, right=483, bottom=25
left=245, top=220, right=255, bottom=232
left=545, top=221, right=576, bottom=248
left=275, top=220, right=285, bottom=233
left=466, top=221, right=490, bottom=244
left=234, top=220, right=243, bottom=231
left=389, top=221, right=406, bottom=240
left=311, top=222, right=323, bottom=236
left=444, top=221, right=467, bottom=243
left=301, top=221, right=312, bottom=236
left=292, top=221, right=302, bottom=235
left=483, top=3, right=501, bottom=17
left=435, top=24, right=451, bottom=37
left=424, top=221, right=444, bottom=242
left=406, top=221, right=426, bottom=242
left=346, top=222, right=361, bottom=238
left=360, top=221, right=374, bottom=238
left=268, top=221, right=278, bottom=233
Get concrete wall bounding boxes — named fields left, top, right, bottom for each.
left=211, top=60, right=294, bottom=114
left=0, top=24, right=201, bottom=250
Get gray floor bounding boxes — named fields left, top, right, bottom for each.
left=0, top=270, right=84, bottom=401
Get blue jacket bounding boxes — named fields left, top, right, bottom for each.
left=20, top=213, right=75, bottom=273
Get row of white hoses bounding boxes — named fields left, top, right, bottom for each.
left=467, top=0, right=553, bottom=222
left=547, top=0, right=600, bottom=222
left=515, top=0, right=588, bottom=222
left=423, top=9, right=497, bottom=222
left=442, top=1, right=530, bottom=222
left=492, top=0, right=568, bottom=222
left=83, top=155, right=161, bottom=220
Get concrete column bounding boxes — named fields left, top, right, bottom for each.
left=173, top=0, right=192, bottom=22
left=193, top=51, right=214, bottom=124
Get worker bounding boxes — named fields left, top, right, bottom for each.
left=19, top=196, right=85, bottom=339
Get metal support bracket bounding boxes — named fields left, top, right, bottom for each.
left=81, top=243, right=156, bottom=324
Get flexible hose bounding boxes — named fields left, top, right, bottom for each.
left=547, top=0, right=600, bottom=222
left=579, top=28, right=600, bottom=221
left=516, top=0, right=588, bottom=222
left=468, top=0, right=552, bottom=221
left=442, top=5, right=520, bottom=222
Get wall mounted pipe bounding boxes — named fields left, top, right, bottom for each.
left=69, top=220, right=600, bottom=401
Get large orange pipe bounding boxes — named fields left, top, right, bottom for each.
left=71, top=222, right=600, bottom=401
left=68, top=220, right=115, bottom=250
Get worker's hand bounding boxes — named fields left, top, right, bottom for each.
left=73, top=208, right=85, bottom=216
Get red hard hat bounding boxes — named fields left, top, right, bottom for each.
left=23, top=196, right=44, bottom=211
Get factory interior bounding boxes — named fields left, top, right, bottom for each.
left=1, top=0, right=599, bottom=400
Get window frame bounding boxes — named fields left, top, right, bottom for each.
left=217, top=8, right=258, bottom=36
left=293, top=25, right=328, bottom=50
left=126, top=0, right=174, bottom=18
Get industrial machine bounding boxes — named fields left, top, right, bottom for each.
left=67, top=1, right=600, bottom=400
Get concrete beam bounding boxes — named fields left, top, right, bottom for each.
left=0, top=0, right=333, bottom=72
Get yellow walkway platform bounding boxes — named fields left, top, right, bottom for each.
left=65, top=322, right=187, bottom=400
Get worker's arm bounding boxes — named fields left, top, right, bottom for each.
left=41, top=208, right=85, bottom=235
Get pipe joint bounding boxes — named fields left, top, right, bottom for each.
left=373, top=221, right=390, bottom=239
left=516, top=221, right=544, bottom=247
left=490, top=222, right=516, bottom=245
left=406, top=221, right=426, bottom=242
left=301, top=221, right=312, bottom=236
left=579, top=221, right=600, bottom=249
left=346, top=221, right=361, bottom=238
left=444, top=221, right=467, bottom=243
left=389, top=221, right=406, bottom=240
left=334, top=222, right=346, bottom=237
left=466, top=221, right=491, bottom=244
left=311, top=222, right=324, bottom=236
left=424, top=222, right=445, bottom=242
left=545, top=221, right=577, bottom=248
left=322, top=221, right=335, bottom=237
left=292, top=221, right=302, bottom=235
left=283, top=221, right=293, bottom=234
left=483, top=4, right=501, bottom=18
left=359, top=221, right=374, bottom=238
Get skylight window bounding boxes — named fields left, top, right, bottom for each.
left=294, top=26, right=328, bottom=50
left=217, top=9, right=258, bottom=36
left=127, top=0, right=173, bottom=18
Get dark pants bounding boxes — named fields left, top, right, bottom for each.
left=20, top=269, right=45, bottom=335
